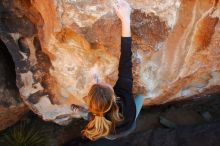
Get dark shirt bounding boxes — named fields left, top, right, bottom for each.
left=65, top=37, right=136, bottom=146
left=80, top=37, right=136, bottom=135
left=112, top=37, right=136, bottom=134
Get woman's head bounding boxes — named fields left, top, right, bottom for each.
left=82, top=83, right=123, bottom=140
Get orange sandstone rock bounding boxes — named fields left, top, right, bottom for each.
left=0, top=0, right=219, bottom=125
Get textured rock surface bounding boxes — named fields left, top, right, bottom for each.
left=0, top=39, right=28, bottom=131
left=0, top=0, right=220, bottom=125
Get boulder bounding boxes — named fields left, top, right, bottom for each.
left=0, top=0, right=220, bottom=125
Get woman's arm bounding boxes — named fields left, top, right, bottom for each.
left=113, top=0, right=131, bottom=37
left=113, top=0, right=132, bottom=92
left=118, top=37, right=132, bottom=80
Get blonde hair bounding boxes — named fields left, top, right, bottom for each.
left=82, top=84, right=123, bottom=141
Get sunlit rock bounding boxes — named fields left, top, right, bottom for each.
left=0, top=0, right=220, bottom=125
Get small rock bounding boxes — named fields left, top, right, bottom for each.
left=201, top=111, right=213, bottom=122
left=159, top=116, right=177, bottom=128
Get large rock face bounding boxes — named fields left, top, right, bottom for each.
left=0, top=0, right=220, bottom=125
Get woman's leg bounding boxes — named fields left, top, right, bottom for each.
left=134, top=95, right=145, bottom=119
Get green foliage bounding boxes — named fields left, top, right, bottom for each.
left=0, top=121, right=50, bottom=146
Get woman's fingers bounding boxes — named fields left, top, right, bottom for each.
left=112, top=0, right=119, bottom=10
left=71, top=104, right=79, bottom=112
left=112, top=0, right=131, bottom=12
left=116, top=0, right=129, bottom=8
left=112, top=0, right=122, bottom=17
left=112, top=0, right=131, bottom=23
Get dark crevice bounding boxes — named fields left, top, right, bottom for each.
left=0, top=39, right=21, bottom=107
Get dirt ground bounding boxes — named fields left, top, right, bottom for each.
left=2, top=91, right=219, bottom=146
left=62, top=92, right=220, bottom=146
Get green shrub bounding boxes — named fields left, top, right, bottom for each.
left=0, top=121, right=49, bottom=146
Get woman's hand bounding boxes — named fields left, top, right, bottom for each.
left=113, top=0, right=131, bottom=37
left=113, top=0, right=131, bottom=23
left=71, top=104, right=89, bottom=120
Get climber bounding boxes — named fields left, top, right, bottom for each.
left=71, top=0, right=145, bottom=141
